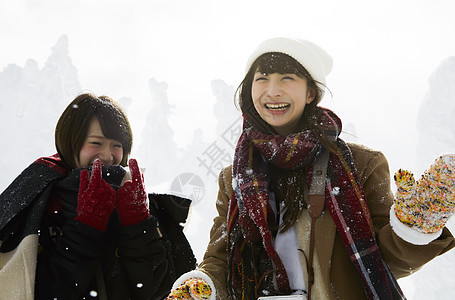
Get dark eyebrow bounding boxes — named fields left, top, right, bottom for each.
left=86, top=135, right=106, bottom=139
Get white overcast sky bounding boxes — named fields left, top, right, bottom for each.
left=1, top=0, right=455, bottom=174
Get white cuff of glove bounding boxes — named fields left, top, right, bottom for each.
left=171, top=270, right=217, bottom=300
left=390, top=205, right=443, bottom=245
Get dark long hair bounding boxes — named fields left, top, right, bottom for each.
left=55, top=93, right=133, bottom=170
left=235, top=52, right=336, bottom=232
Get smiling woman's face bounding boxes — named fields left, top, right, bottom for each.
left=76, top=117, right=124, bottom=168
left=251, top=71, right=315, bottom=135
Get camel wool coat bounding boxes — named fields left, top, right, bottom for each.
left=197, top=143, right=455, bottom=299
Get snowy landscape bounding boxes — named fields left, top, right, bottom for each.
left=2, top=0, right=455, bottom=298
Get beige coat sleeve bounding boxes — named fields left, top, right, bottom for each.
left=350, top=143, right=455, bottom=278
left=197, top=166, right=233, bottom=299
left=0, top=234, right=37, bottom=300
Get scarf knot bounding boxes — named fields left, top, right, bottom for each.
left=245, top=108, right=340, bottom=170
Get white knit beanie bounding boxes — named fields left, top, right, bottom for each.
left=245, top=37, right=333, bottom=87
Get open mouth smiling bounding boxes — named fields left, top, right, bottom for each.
left=265, top=103, right=290, bottom=111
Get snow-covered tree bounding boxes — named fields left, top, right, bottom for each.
left=0, top=35, right=81, bottom=191
left=137, top=78, right=178, bottom=186
left=416, top=56, right=455, bottom=174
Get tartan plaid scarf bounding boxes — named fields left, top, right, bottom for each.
left=227, top=108, right=405, bottom=299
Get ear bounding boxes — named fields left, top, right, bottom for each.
left=306, top=87, right=316, bottom=104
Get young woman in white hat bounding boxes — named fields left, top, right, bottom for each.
left=167, top=37, right=455, bottom=300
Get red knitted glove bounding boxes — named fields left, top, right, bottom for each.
left=117, top=158, right=149, bottom=226
left=166, top=278, right=212, bottom=300
left=394, top=154, right=455, bottom=234
left=75, top=159, right=117, bottom=232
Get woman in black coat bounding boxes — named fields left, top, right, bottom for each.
left=0, top=93, right=196, bottom=300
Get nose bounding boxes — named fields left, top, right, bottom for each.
left=266, top=78, right=283, bottom=98
left=97, top=147, right=114, bottom=165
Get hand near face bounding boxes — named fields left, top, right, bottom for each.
left=75, top=159, right=117, bottom=231
left=117, top=158, right=150, bottom=226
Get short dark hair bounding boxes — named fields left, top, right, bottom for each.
left=55, top=93, right=133, bottom=169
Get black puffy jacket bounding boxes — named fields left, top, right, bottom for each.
left=0, top=159, right=195, bottom=300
